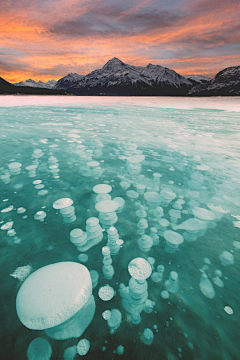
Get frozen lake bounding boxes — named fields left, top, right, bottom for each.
left=0, top=96, right=240, bottom=360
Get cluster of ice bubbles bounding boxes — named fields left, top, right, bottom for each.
left=1, top=130, right=239, bottom=359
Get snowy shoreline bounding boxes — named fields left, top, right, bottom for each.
left=0, top=95, right=240, bottom=112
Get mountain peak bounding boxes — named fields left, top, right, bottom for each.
left=102, top=57, right=125, bottom=70
left=107, top=57, right=123, bottom=63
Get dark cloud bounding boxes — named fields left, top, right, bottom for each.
left=0, top=58, right=28, bottom=74
left=49, top=6, right=182, bottom=38
left=191, top=0, right=239, bottom=14
left=170, top=22, right=240, bottom=49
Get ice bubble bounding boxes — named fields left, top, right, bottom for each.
left=128, top=258, right=152, bottom=280
left=70, top=228, right=84, bottom=241
left=16, top=262, right=94, bottom=340
left=151, top=272, right=162, bottom=283
left=10, top=265, right=32, bottom=281
left=213, top=275, right=224, bottom=288
left=113, top=197, right=125, bottom=212
left=98, top=285, right=115, bottom=301
left=107, top=309, right=122, bottom=332
left=219, top=251, right=234, bottom=266
left=63, top=345, right=77, bottom=360
left=196, top=164, right=210, bottom=171
left=7, top=229, right=16, bottom=236
left=17, top=207, right=26, bottom=214
left=116, top=345, right=124, bottom=355
left=224, top=306, right=233, bottom=315
left=233, top=241, right=240, bottom=249
left=158, top=219, right=170, bottom=235
left=87, top=160, right=100, bottom=167
left=102, top=310, right=111, bottom=320
left=1, top=174, right=10, bottom=184
left=165, top=271, right=179, bottom=293
left=147, top=257, right=155, bottom=269
left=35, top=184, right=44, bottom=189
left=175, top=218, right=206, bottom=233
left=95, top=200, right=118, bottom=213
left=140, top=328, right=154, bottom=345
left=27, top=337, right=52, bottom=360
left=131, top=311, right=141, bottom=325
left=1, top=221, right=14, bottom=230
left=93, top=183, right=112, bottom=194
left=8, top=161, right=22, bottom=171
left=95, top=194, right=111, bottom=203
left=90, top=270, right=99, bottom=289
left=153, top=172, right=162, bottom=179
left=38, top=190, right=48, bottom=196
left=136, top=208, right=147, bottom=219
left=161, top=290, right=170, bottom=299
left=207, top=203, right=229, bottom=215
left=127, top=155, right=145, bottom=163
left=144, top=191, right=161, bottom=206
left=169, top=209, right=181, bottom=223
left=164, top=230, right=184, bottom=253
left=53, top=198, right=73, bottom=210
left=120, top=181, right=130, bottom=190
left=49, top=164, right=58, bottom=170
left=60, top=205, right=75, bottom=216
left=26, top=165, right=37, bottom=171
left=199, top=273, right=215, bottom=299
left=32, top=180, right=42, bottom=185
left=34, top=211, right=47, bottom=221
left=192, top=207, right=215, bottom=221
left=1, top=205, right=14, bottom=213
left=126, top=190, right=139, bottom=199
left=136, top=183, right=146, bottom=194
left=138, top=234, right=153, bottom=252
left=77, top=339, right=90, bottom=356
left=204, top=257, right=211, bottom=265
left=77, top=253, right=89, bottom=263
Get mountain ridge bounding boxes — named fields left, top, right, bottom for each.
left=2, top=58, right=239, bottom=96
left=14, top=79, right=57, bottom=89
left=187, top=66, right=240, bottom=96
left=0, top=77, right=74, bottom=95
left=54, top=57, right=196, bottom=96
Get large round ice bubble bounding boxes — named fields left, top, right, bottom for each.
left=16, top=262, right=94, bottom=340
left=128, top=258, right=152, bottom=280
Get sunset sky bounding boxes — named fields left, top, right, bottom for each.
left=1, top=0, right=240, bottom=83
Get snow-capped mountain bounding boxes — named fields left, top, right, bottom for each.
left=14, top=79, right=57, bottom=89
left=188, top=66, right=240, bottom=96
left=56, top=58, right=193, bottom=96
left=183, top=75, right=212, bottom=86
left=53, top=73, right=84, bottom=90
left=0, top=76, right=73, bottom=95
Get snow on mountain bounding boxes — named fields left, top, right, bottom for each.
left=14, top=79, right=57, bottom=89
left=183, top=75, right=212, bottom=85
left=188, top=66, right=240, bottom=96
left=0, top=76, right=72, bottom=95
left=53, top=73, right=84, bottom=90
left=65, top=57, right=193, bottom=96
left=141, top=64, right=192, bottom=88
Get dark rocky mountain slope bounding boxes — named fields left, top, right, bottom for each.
left=187, top=66, right=240, bottom=96
left=0, top=77, right=73, bottom=95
